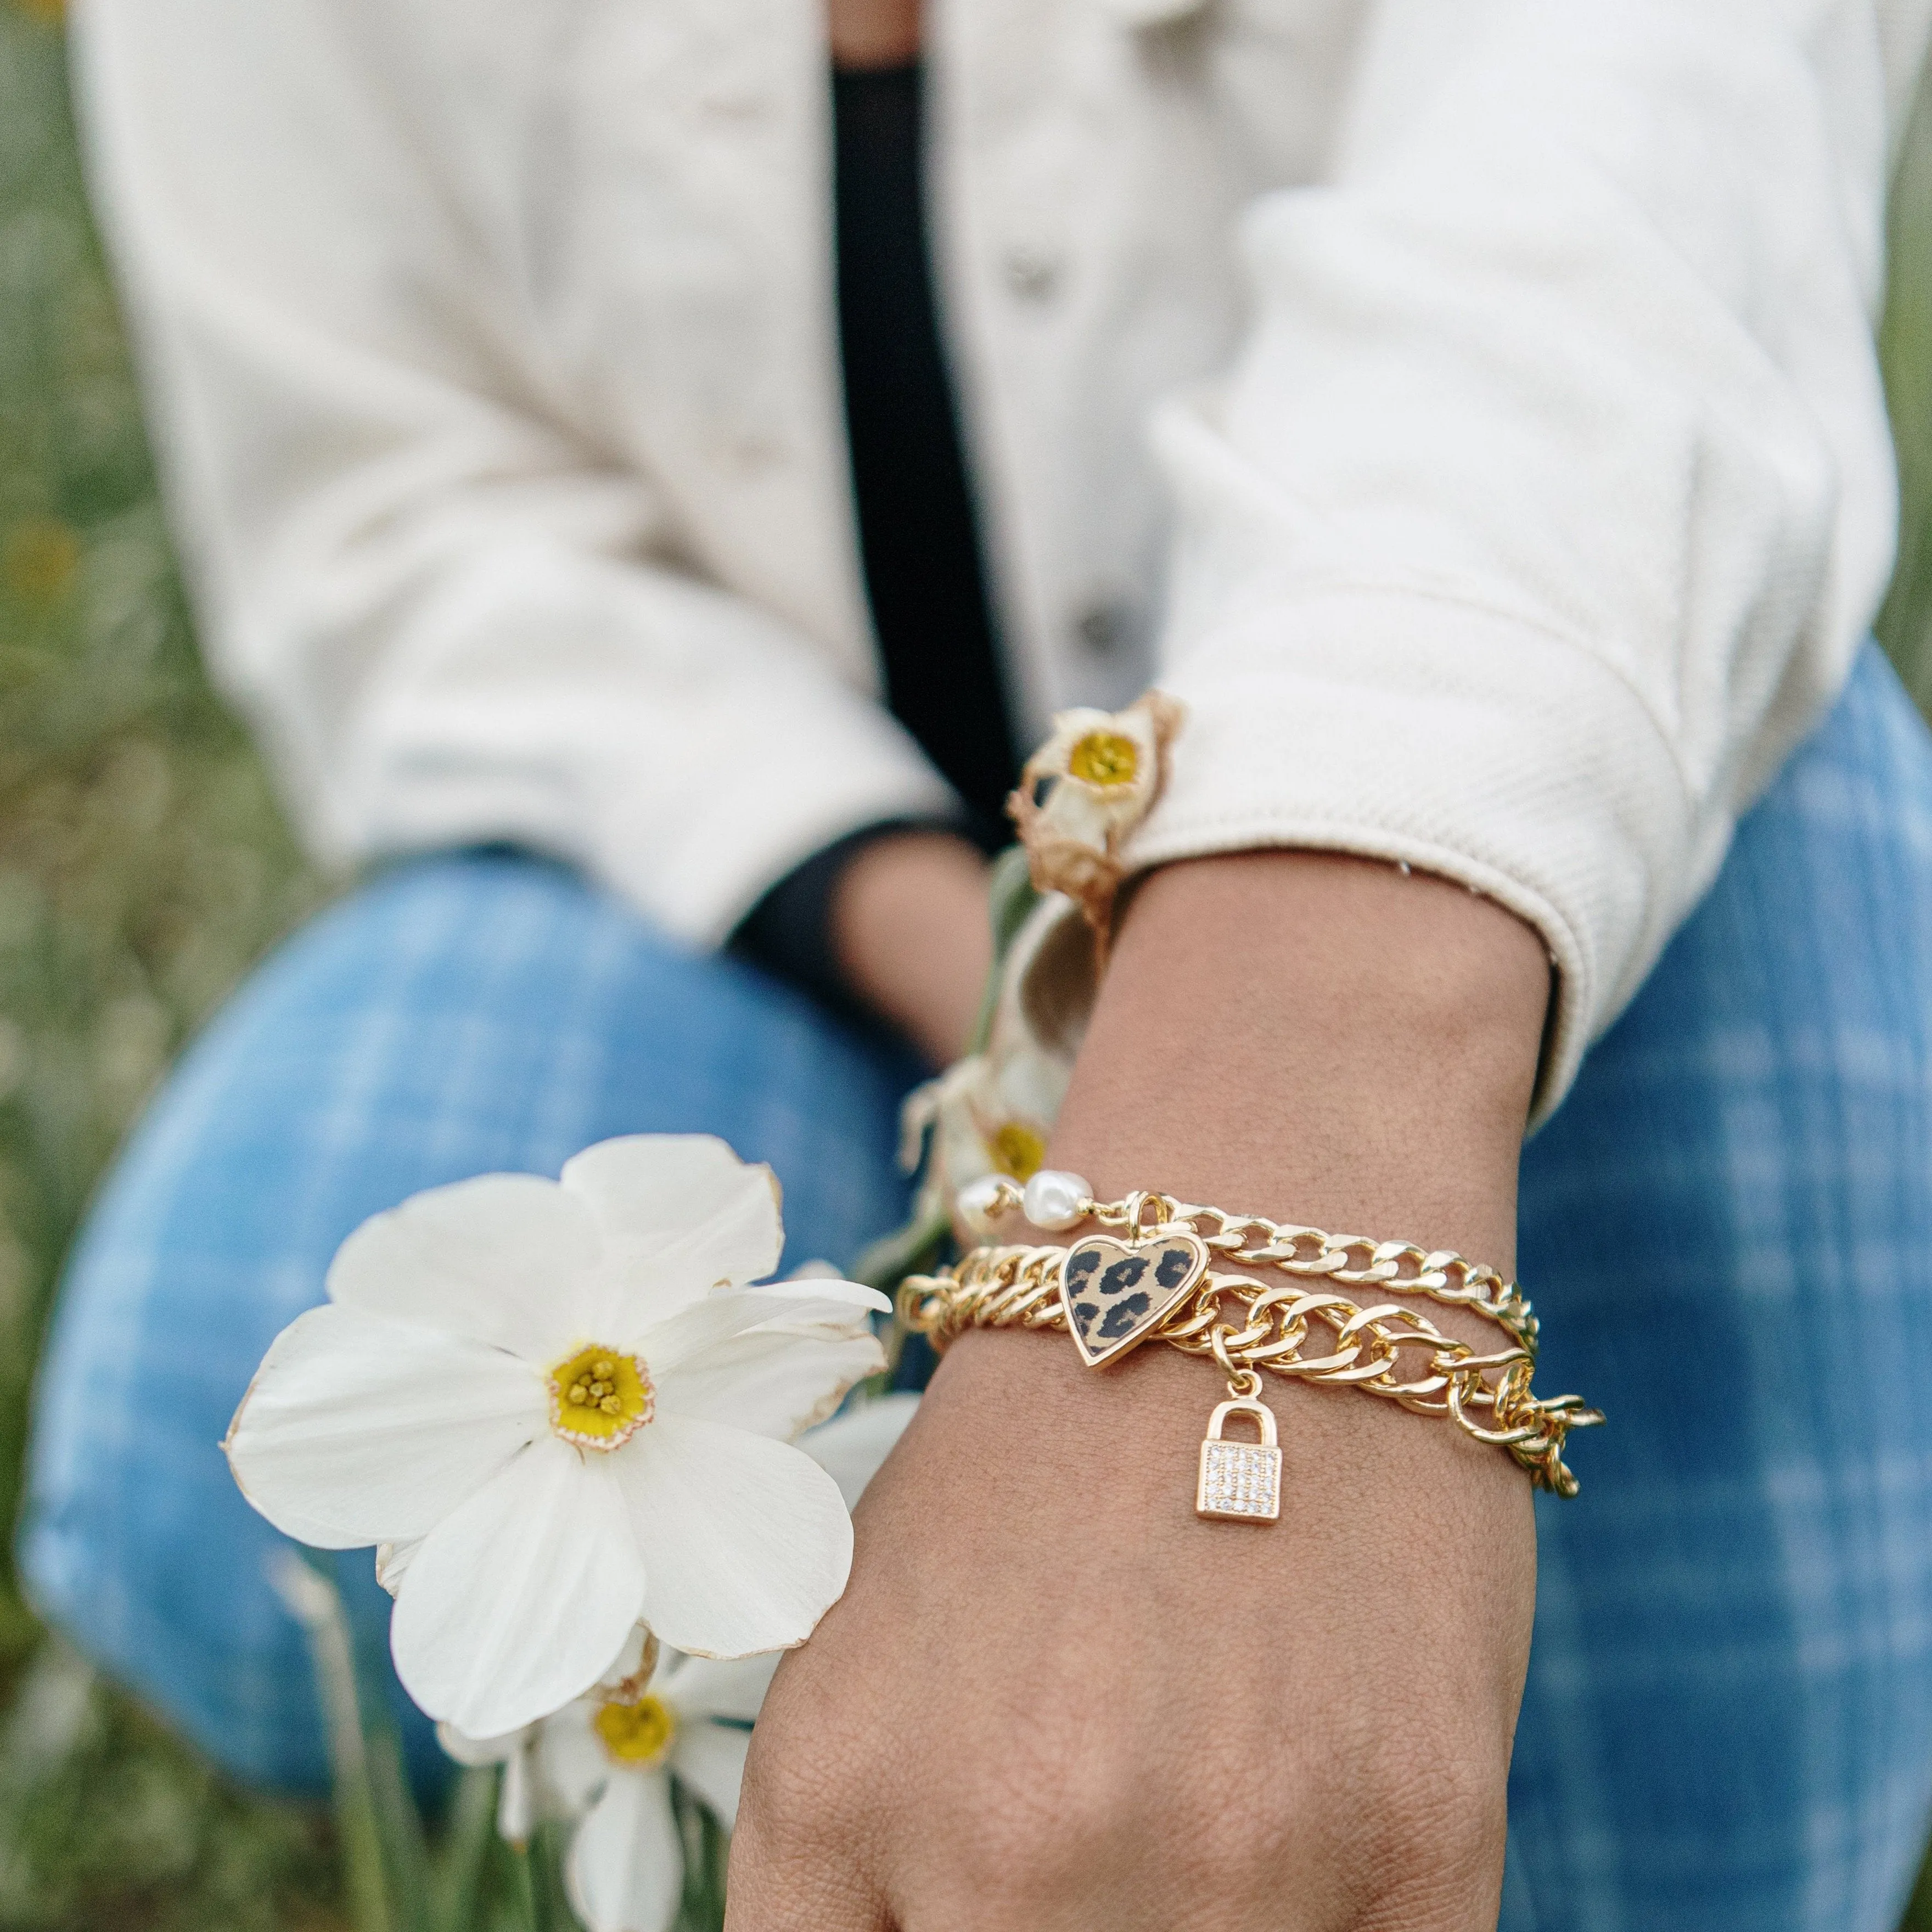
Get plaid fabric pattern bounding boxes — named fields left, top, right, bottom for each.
left=20, top=646, right=1932, bottom=1923
left=1506, top=644, right=1932, bottom=1929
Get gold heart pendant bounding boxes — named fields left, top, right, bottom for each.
left=1059, top=1231, right=1208, bottom=1368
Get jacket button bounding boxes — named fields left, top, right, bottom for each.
left=730, top=433, right=787, bottom=472
left=698, top=89, right=771, bottom=122
left=1100, top=0, right=1208, bottom=21
left=1002, top=243, right=1062, bottom=301
left=1076, top=602, right=1133, bottom=654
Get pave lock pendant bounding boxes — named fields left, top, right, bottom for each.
left=1197, top=1395, right=1282, bottom=1523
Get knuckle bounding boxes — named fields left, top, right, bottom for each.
left=1327, top=1733, right=1509, bottom=1927
left=734, top=1750, right=836, bottom=1857
left=1177, top=1719, right=1505, bottom=1918
left=1375, top=1728, right=1506, bottom=1846
left=930, top=1704, right=1131, bottom=1895
left=737, top=1676, right=881, bottom=1855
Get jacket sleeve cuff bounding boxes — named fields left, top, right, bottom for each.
left=1133, top=586, right=1701, bottom=1128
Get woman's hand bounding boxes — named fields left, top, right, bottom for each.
left=830, top=830, right=992, bottom=1066
left=733, top=852, right=1551, bottom=1930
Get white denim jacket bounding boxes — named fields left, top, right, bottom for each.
left=72, top=0, right=1932, bottom=1114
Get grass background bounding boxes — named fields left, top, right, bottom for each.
left=5, top=0, right=1932, bottom=1923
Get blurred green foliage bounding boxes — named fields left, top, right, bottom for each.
left=0, top=0, right=332, bottom=1922
left=5, top=0, right=1932, bottom=1923
left=1882, top=58, right=1932, bottom=704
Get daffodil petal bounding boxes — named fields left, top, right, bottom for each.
left=614, top=1418, right=853, bottom=1659
left=568, top=1145, right=797, bottom=1338
left=652, top=1327, right=885, bottom=1439
left=392, top=1437, right=645, bottom=1737
left=671, top=1720, right=753, bottom=1832
left=993, top=1047, right=1072, bottom=1127
left=660, top=1649, right=779, bottom=1726
left=633, top=1281, right=886, bottom=1375
left=225, top=1305, right=542, bottom=1547
left=499, top=1740, right=538, bottom=1847
left=564, top=1135, right=780, bottom=1277
left=436, top=1720, right=525, bottom=1769
left=799, top=1394, right=920, bottom=1509
left=566, top=1768, right=682, bottom=1932
left=1038, top=779, right=1122, bottom=846
left=327, top=1172, right=604, bottom=1358
left=540, top=1699, right=611, bottom=1815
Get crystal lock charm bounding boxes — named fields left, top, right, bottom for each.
left=1196, top=1396, right=1282, bottom=1522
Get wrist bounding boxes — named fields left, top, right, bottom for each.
left=1048, top=850, right=1549, bottom=1272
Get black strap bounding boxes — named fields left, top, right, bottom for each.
left=832, top=60, right=1016, bottom=835
left=732, top=63, right=1016, bottom=1015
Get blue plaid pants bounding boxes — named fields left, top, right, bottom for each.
left=22, top=644, right=1932, bottom=1928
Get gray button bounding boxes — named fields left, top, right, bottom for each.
left=698, top=89, right=771, bottom=122
left=1002, top=243, right=1062, bottom=302
left=1103, top=0, right=1209, bottom=23
left=729, top=432, right=788, bottom=472
left=1076, top=602, right=1133, bottom=654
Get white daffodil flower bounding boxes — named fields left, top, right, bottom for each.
left=439, top=1397, right=920, bottom=1928
left=901, top=1047, right=1071, bottom=1213
left=225, top=1135, right=890, bottom=1738
left=548, top=1641, right=768, bottom=1932
left=1007, top=691, right=1182, bottom=922
left=445, top=1635, right=770, bottom=1932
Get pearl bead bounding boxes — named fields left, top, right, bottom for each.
left=956, top=1173, right=1014, bottom=1237
left=1023, top=1169, right=1092, bottom=1232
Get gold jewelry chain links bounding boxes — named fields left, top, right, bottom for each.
left=899, top=1191, right=1603, bottom=1497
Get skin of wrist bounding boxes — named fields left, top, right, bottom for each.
left=1049, top=849, right=1549, bottom=1276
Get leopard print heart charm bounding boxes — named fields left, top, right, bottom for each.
left=1059, top=1231, right=1208, bottom=1367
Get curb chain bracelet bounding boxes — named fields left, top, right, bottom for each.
left=898, top=1172, right=1604, bottom=1518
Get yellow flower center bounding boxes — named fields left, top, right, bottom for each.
left=548, top=1345, right=653, bottom=1450
left=1067, top=729, right=1139, bottom=788
left=593, top=1692, right=677, bottom=1768
left=989, top=1122, right=1046, bottom=1181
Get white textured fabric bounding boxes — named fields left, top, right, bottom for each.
left=71, top=0, right=1932, bottom=1114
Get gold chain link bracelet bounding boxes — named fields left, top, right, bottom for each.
left=899, top=1178, right=1603, bottom=1513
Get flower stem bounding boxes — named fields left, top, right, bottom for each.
left=334, top=1554, right=435, bottom=1932
left=429, top=1765, right=497, bottom=1932
left=514, top=1826, right=580, bottom=1932
left=267, top=1553, right=396, bottom=1932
